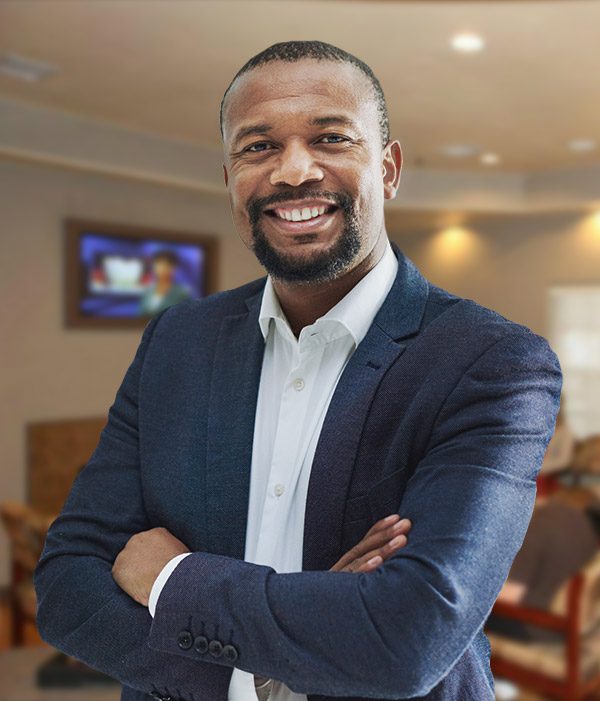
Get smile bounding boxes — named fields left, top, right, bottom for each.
left=263, top=202, right=339, bottom=233
left=265, top=207, right=338, bottom=234
left=272, top=204, right=335, bottom=221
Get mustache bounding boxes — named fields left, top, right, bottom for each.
left=247, top=188, right=354, bottom=224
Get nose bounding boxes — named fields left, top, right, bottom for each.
left=270, top=140, right=324, bottom=187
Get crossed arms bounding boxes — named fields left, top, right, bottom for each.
left=33, top=309, right=562, bottom=699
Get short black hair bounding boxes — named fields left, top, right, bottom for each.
left=151, top=249, right=179, bottom=267
left=219, top=40, right=390, bottom=148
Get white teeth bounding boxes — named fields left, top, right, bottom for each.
left=274, top=204, right=331, bottom=222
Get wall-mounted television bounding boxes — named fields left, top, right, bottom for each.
left=65, top=219, right=219, bottom=328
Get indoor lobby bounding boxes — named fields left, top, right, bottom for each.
left=1, top=2, right=600, bottom=700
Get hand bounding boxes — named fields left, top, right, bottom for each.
left=112, top=527, right=191, bottom=607
left=252, top=516, right=413, bottom=698
left=330, top=514, right=412, bottom=573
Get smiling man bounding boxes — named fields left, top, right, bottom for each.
left=35, top=41, right=562, bottom=701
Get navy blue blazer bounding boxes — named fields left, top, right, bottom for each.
left=34, top=241, right=562, bottom=701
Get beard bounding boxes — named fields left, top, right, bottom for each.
left=246, top=189, right=362, bottom=284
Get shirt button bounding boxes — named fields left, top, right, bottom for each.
left=274, top=483, right=285, bottom=496
left=293, top=378, right=305, bottom=391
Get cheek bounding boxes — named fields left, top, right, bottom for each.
left=228, top=175, right=256, bottom=221
left=353, top=177, right=382, bottom=219
left=227, top=193, right=249, bottom=231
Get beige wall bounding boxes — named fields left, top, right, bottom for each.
left=0, top=158, right=263, bottom=586
left=389, top=211, right=600, bottom=341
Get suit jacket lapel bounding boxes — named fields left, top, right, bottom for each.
left=205, top=286, right=265, bottom=559
left=302, top=242, right=430, bottom=571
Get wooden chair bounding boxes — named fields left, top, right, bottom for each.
left=486, top=552, right=600, bottom=701
left=571, top=435, right=600, bottom=485
left=0, top=501, right=55, bottom=646
left=1, top=417, right=105, bottom=647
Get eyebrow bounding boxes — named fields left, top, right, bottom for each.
left=231, top=123, right=273, bottom=149
left=308, top=115, right=359, bottom=130
left=231, top=115, right=360, bottom=150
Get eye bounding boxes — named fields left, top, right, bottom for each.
left=245, top=142, right=273, bottom=153
left=319, top=134, right=349, bottom=144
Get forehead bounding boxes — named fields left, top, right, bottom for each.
left=222, top=59, right=379, bottom=142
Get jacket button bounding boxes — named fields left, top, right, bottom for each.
left=176, top=630, right=193, bottom=650
left=208, top=639, right=223, bottom=657
left=222, top=643, right=238, bottom=662
left=194, top=634, right=209, bottom=654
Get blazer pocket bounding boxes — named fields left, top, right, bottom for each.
left=367, top=466, right=408, bottom=522
left=344, top=493, right=371, bottom=524
left=344, top=466, right=408, bottom=525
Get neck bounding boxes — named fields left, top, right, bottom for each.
left=271, top=233, right=388, bottom=338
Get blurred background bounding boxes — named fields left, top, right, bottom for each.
left=1, top=1, right=600, bottom=700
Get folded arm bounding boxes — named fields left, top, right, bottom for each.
left=147, top=329, right=562, bottom=699
left=33, top=307, right=234, bottom=700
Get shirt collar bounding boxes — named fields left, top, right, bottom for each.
left=258, top=238, right=398, bottom=347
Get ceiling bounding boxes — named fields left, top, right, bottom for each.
left=0, top=0, right=599, bottom=174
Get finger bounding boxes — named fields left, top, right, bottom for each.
left=330, top=517, right=412, bottom=572
left=363, top=513, right=401, bottom=538
left=351, top=533, right=408, bottom=573
left=338, top=532, right=408, bottom=574
left=355, top=518, right=412, bottom=555
left=361, top=555, right=383, bottom=572
left=332, top=518, right=411, bottom=571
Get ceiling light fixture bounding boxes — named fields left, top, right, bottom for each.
left=441, top=144, right=480, bottom=158
left=481, top=152, right=500, bottom=166
left=568, top=139, right=597, bottom=153
left=451, top=33, right=485, bottom=53
left=0, top=52, right=58, bottom=82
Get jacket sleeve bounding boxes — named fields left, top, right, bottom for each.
left=33, top=307, right=235, bottom=701
left=146, top=328, right=563, bottom=699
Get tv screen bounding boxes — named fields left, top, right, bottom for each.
left=65, top=221, right=218, bottom=328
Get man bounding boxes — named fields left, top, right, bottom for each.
left=34, top=40, right=562, bottom=701
left=138, top=249, right=192, bottom=317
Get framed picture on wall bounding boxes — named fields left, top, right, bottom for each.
left=64, top=218, right=219, bottom=328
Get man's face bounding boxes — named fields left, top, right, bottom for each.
left=221, top=59, right=401, bottom=284
left=153, top=258, right=175, bottom=281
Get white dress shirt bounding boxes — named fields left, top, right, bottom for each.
left=149, top=239, right=398, bottom=701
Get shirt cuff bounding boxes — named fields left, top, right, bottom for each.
left=148, top=552, right=192, bottom=617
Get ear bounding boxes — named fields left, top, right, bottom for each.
left=382, top=140, right=402, bottom=200
left=223, top=164, right=229, bottom=187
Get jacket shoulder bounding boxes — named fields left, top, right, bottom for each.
left=424, top=281, right=554, bottom=357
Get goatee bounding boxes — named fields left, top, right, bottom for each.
left=247, top=190, right=362, bottom=284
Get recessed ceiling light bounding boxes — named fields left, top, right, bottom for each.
left=441, top=144, right=480, bottom=158
left=481, top=152, right=500, bottom=166
left=568, top=139, right=597, bottom=153
left=451, top=33, right=485, bottom=53
left=0, top=52, right=58, bottom=82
